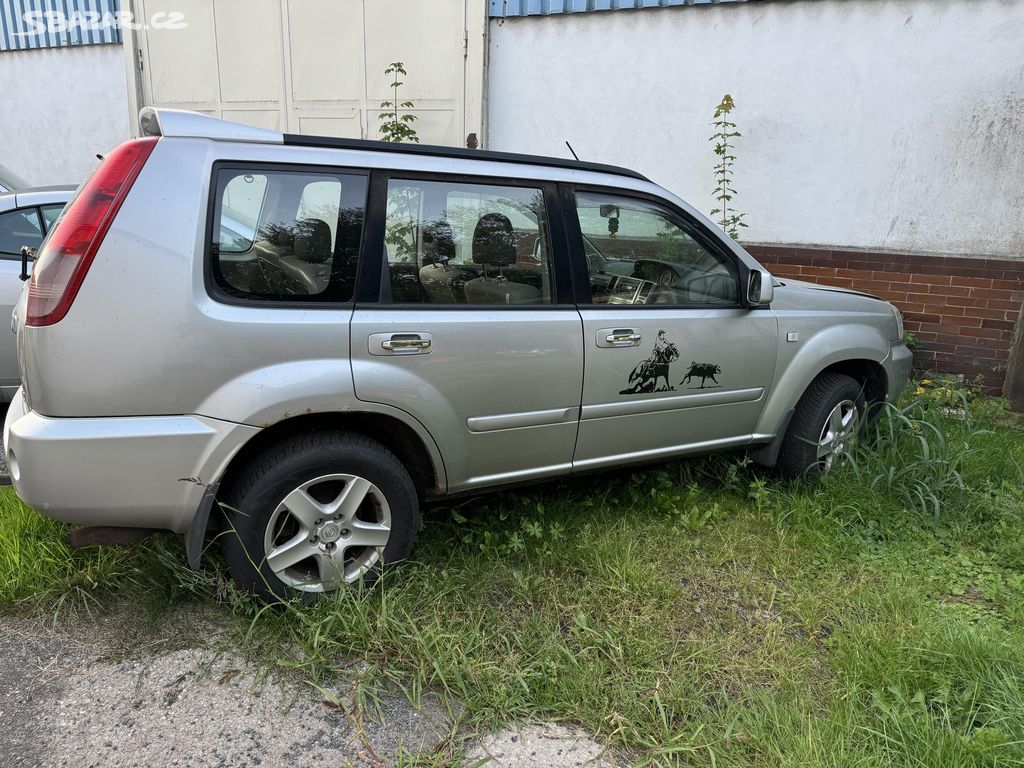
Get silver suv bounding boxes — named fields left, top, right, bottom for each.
left=5, top=109, right=912, bottom=600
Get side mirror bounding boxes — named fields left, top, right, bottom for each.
left=747, top=268, right=774, bottom=306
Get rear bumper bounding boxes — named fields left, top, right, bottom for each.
left=4, top=391, right=259, bottom=533
left=883, top=341, right=914, bottom=400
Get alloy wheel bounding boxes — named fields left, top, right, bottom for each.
left=816, top=398, right=859, bottom=472
left=262, top=473, right=391, bottom=592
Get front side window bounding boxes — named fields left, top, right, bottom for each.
left=0, top=208, right=43, bottom=258
left=383, top=178, right=554, bottom=305
left=574, top=191, right=738, bottom=306
left=210, top=168, right=366, bottom=302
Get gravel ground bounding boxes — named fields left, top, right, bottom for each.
left=466, top=724, right=618, bottom=767
left=0, top=611, right=454, bottom=767
left=0, top=610, right=618, bottom=767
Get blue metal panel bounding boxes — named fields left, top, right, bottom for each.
left=490, top=0, right=751, bottom=16
left=1, top=0, right=121, bottom=51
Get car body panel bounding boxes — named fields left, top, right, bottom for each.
left=4, top=391, right=259, bottom=533
left=352, top=307, right=584, bottom=491
left=752, top=280, right=904, bottom=438
left=573, top=307, right=778, bottom=469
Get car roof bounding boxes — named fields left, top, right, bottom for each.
left=139, top=107, right=650, bottom=183
left=0, top=185, right=75, bottom=214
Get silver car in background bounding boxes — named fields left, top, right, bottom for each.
left=0, top=186, right=74, bottom=402
left=5, top=109, right=912, bottom=601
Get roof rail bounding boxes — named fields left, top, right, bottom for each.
left=138, top=107, right=648, bottom=181
left=282, top=133, right=650, bottom=181
left=139, top=107, right=283, bottom=144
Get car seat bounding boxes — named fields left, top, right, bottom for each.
left=418, top=219, right=475, bottom=303
left=462, top=213, right=541, bottom=305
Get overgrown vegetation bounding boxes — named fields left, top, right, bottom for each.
left=2, top=381, right=1023, bottom=766
left=710, top=94, right=747, bottom=241
left=378, top=61, right=419, bottom=144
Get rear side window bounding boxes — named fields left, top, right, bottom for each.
left=210, top=168, right=367, bottom=303
left=382, top=178, right=555, bottom=305
left=0, top=207, right=43, bottom=258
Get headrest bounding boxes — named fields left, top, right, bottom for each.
left=335, top=206, right=363, bottom=256
left=422, top=219, right=456, bottom=266
left=294, top=218, right=332, bottom=263
left=472, top=213, right=516, bottom=267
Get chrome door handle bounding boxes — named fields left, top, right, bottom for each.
left=382, top=337, right=431, bottom=351
left=598, top=328, right=643, bottom=347
left=606, top=332, right=641, bottom=344
left=370, top=332, right=433, bottom=355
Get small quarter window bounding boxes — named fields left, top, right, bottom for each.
left=41, top=204, right=65, bottom=232
left=210, top=168, right=367, bottom=303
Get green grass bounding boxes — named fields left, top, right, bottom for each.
left=2, top=390, right=1023, bottom=766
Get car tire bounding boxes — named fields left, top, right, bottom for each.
left=776, top=373, right=866, bottom=479
left=221, top=431, right=419, bottom=602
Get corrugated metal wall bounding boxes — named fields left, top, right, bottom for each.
left=1, top=0, right=122, bottom=51
left=489, top=0, right=751, bottom=17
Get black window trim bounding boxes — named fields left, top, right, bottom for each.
left=355, top=168, right=576, bottom=310
left=204, top=160, right=371, bottom=309
left=39, top=204, right=65, bottom=234
left=0, top=205, right=45, bottom=261
left=561, top=182, right=754, bottom=311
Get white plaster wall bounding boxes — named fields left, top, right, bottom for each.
left=0, top=44, right=130, bottom=186
left=488, top=0, right=1024, bottom=257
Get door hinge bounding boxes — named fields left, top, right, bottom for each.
left=137, top=48, right=144, bottom=71
left=463, top=30, right=469, bottom=58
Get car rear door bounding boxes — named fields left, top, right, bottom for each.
left=350, top=172, right=583, bottom=493
left=565, top=186, right=778, bottom=471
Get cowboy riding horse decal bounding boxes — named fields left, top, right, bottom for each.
left=620, top=331, right=680, bottom=394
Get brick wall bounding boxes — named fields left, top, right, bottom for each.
left=746, top=245, right=1024, bottom=392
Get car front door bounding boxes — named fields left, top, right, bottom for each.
left=566, top=187, right=778, bottom=472
left=350, top=173, right=582, bottom=494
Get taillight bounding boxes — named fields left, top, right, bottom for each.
left=26, top=137, right=157, bottom=327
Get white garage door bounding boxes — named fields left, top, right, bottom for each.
left=129, top=0, right=486, bottom=146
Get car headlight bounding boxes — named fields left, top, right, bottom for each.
left=892, top=306, right=905, bottom=341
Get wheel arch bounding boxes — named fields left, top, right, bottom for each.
left=751, top=351, right=888, bottom=468
left=819, top=358, right=888, bottom=417
left=185, top=409, right=445, bottom=569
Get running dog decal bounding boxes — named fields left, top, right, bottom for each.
left=620, top=330, right=679, bottom=394
left=680, top=361, right=722, bottom=389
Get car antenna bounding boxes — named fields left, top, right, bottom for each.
left=565, top=141, right=580, bottom=161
